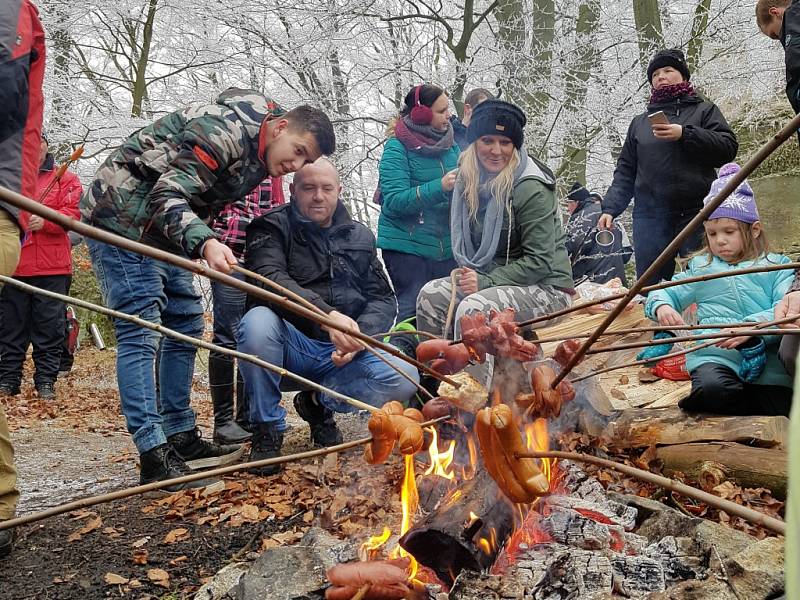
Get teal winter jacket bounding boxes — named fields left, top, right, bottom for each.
left=645, top=253, right=794, bottom=388
left=377, top=136, right=460, bottom=260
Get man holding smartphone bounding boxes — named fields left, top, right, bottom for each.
left=598, top=48, right=738, bottom=287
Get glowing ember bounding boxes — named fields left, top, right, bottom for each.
left=424, top=427, right=456, bottom=480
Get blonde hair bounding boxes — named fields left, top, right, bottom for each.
left=457, top=144, right=520, bottom=220
left=693, top=220, right=771, bottom=265
left=756, top=0, right=790, bottom=27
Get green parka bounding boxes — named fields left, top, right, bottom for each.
left=377, top=136, right=460, bottom=260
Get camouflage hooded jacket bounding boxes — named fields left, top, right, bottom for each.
left=80, top=89, right=284, bottom=257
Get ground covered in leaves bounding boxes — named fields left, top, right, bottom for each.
left=0, top=348, right=786, bottom=598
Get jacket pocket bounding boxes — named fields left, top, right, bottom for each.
left=35, top=238, right=69, bottom=271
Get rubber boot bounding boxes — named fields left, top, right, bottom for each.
left=209, top=351, right=251, bottom=444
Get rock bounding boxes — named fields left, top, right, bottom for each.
left=234, top=527, right=356, bottom=600
left=195, top=562, right=248, bottom=600
left=726, top=536, right=785, bottom=599
left=646, top=578, right=739, bottom=600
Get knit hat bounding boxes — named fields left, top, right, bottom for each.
left=647, top=48, right=691, bottom=84
left=566, top=182, right=590, bottom=204
left=466, top=99, right=526, bottom=149
left=704, top=163, right=760, bottom=224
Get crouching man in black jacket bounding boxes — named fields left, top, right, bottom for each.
left=237, top=159, right=419, bottom=474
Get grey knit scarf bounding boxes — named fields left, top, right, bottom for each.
left=451, top=152, right=529, bottom=271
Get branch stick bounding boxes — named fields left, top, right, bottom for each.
left=515, top=450, right=785, bottom=535
left=0, top=183, right=459, bottom=387
left=0, top=416, right=447, bottom=532
left=551, top=112, right=800, bottom=387
left=232, top=265, right=434, bottom=401
left=0, top=275, right=377, bottom=413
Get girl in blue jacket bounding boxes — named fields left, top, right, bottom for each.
left=644, top=163, right=794, bottom=417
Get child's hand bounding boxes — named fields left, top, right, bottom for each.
left=716, top=330, right=751, bottom=349
left=655, top=305, right=685, bottom=327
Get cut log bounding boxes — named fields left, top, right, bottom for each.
left=656, top=442, right=788, bottom=498
left=399, top=469, right=518, bottom=585
left=588, top=407, right=788, bottom=449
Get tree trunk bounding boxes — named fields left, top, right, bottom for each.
left=633, top=0, right=664, bottom=74
left=687, top=0, right=712, bottom=72
left=131, top=0, right=158, bottom=118
left=560, top=1, right=601, bottom=185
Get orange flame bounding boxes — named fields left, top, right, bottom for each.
left=477, top=527, right=498, bottom=556
left=359, top=526, right=391, bottom=561
left=389, top=455, right=419, bottom=579
left=524, top=418, right=551, bottom=482
left=462, top=433, right=478, bottom=481
left=424, top=427, right=456, bottom=480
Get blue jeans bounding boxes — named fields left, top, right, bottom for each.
left=236, top=306, right=420, bottom=429
left=87, top=239, right=203, bottom=453
left=633, top=212, right=703, bottom=287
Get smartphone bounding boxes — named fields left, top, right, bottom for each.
left=648, top=111, right=670, bottom=126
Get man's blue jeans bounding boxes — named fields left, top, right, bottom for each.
left=236, top=306, right=420, bottom=429
left=87, top=239, right=203, bottom=453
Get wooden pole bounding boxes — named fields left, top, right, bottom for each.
left=0, top=184, right=458, bottom=388
left=0, top=416, right=447, bottom=532
left=0, top=275, right=378, bottom=413
left=550, top=112, right=800, bottom=387
left=515, top=450, right=785, bottom=535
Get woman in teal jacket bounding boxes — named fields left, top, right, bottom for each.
left=644, top=164, right=793, bottom=417
left=378, top=84, right=460, bottom=320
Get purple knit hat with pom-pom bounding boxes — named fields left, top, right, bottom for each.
left=703, top=163, right=759, bottom=224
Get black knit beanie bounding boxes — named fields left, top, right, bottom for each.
left=647, top=48, right=691, bottom=84
left=567, top=182, right=590, bottom=204
left=466, top=99, right=526, bottom=149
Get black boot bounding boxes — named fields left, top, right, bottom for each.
left=293, top=391, right=343, bottom=447
left=0, top=527, right=14, bottom=559
left=209, top=351, right=251, bottom=444
left=139, top=444, right=219, bottom=491
left=248, top=423, right=284, bottom=476
left=168, top=427, right=244, bottom=470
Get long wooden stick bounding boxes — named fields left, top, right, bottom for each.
left=0, top=416, right=447, bottom=532
left=550, top=112, right=800, bottom=387
left=533, top=315, right=800, bottom=345
left=516, top=450, right=785, bottom=535
left=36, top=145, right=84, bottom=202
left=584, top=327, right=800, bottom=355
left=0, top=275, right=378, bottom=413
left=233, top=265, right=434, bottom=401
left=0, top=184, right=458, bottom=388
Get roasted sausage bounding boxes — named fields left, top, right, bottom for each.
left=475, top=408, right=531, bottom=503
left=326, top=558, right=410, bottom=595
left=325, top=584, right=409, bottom=600
left=416, top=339, right=471, bottom=375
left=491, top=404, right=549, bottom=497
left=364, top=410, right=396, bottom=465
left=389, top=414, right=424, bottom=455
left=421, top=397, right=454, bottom=421
left=553, top=338, right=583, bottom=368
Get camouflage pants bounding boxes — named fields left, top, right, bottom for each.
left=416, top=277, right=572, bottom=338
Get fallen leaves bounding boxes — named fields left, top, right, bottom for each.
left=104, top=572, right=128, bottom=585
left=163, top=527, right=189, bottom=544
left=67, top=516, right=102, bottom=542
left=147, top=568, right=170, bottom=588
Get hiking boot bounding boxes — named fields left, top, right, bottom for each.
left=213, top=420, right=252, bottom=445
left=248, top=423, right=284, bottom=476
left=0, top=383, right=20, bottom=397
left=139, top=444, right=218, bottom=491
left=0, top=527, right=15, bottom=559
left=168, top=428, right=244, bottom=470
left=293, top=391, right=343, bottom=447
left=35, top=382, right=56, bottom=401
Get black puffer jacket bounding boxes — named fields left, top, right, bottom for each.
left=244, top=201, right=397, bottom=340
left=781, top=0, right=800, bottom=116
left=602, top=95, right=738, bottom=218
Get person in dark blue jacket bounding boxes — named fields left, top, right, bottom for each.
left=449, top=87, right=494, bottom=150
left=598, top=49, right=738, bottom=287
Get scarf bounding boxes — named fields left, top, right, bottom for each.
left=394, top=115, right=454, bottom=157
left=451, top=152, right=529, bottom=271
left=649, top=81, right=696, bottom=105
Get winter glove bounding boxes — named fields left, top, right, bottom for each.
left=636, top=331, right=676, bottom=362
left=737, top=337, right=767, bottom=383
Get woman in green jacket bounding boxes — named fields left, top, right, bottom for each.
left=378, top=84, right=460, bottom=321
left=416, top=100, right=573, bottom=338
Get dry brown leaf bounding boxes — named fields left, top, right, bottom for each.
left=169, top=555, right=188, bottom=566
left=131, top=536, right=150, bottom=548
left=240, top=504, right=260, bottom=522
left=67, top=516, right=102, bottom=542
left=260, top=538, right=281, bottom=551
left=163, top=527, right=189, bottom=544
left=132, top=549, right=149, bottom=565
left=104, top=572, right=129, bottom=585
left=303, top=511, right=314, bottom=523
left=147, top=568, right=170, bottom=588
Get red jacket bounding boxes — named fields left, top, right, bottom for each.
left=15, top=156, right=82, bottom=276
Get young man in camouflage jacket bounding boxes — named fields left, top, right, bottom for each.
left=81, top=88, right=335, bottom=490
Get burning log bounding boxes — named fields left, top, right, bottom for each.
left=398, top=469, right=518, bottom=584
